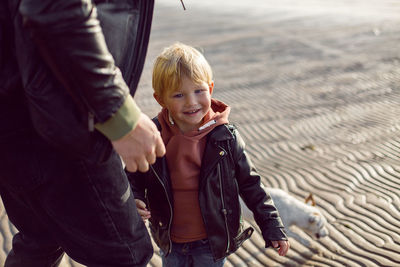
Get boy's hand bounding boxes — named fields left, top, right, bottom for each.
left=271, top=240, right=290, bottom=256
left=135, top=199, right=151, bottom=221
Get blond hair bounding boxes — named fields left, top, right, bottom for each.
left=152, top=42, right=213, bottom=98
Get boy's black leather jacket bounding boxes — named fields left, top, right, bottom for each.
left=127, top=121, right=288, bottom=261
left=0, top=0, right=153, bottom=158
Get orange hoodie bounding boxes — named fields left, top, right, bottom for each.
left=157, top=98, right=230, bottom=243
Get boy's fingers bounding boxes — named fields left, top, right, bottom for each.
left=278, top=241, right=289, bottom=256
left=271, top=240, right=290, bottom=256
left=134, top=199, right=151, bottom=221
left=137, top=208, right=151, bottom=218
left=135, top=199, right=146, bottom=209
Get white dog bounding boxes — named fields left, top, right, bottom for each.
left=240, top=187, right=329, bottom=242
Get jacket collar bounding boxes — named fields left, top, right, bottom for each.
left=207, top=124, right=234, bottom=143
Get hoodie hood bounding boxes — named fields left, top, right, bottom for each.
left=158, top=98, right=230, bottom=145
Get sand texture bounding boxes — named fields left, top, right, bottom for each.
left=1, top=0, right=400, bottom=266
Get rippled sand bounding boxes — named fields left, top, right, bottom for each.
left=1, top=0, right=400, bottom=266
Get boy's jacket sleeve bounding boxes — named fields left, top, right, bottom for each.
left=232, top=127, right=288, bottom=246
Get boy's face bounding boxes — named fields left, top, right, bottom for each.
left=155, top=75, right=213, bottom=133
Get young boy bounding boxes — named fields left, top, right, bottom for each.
left=126, top=42, right=289, bottom=266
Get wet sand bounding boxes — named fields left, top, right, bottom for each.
left=1, top=0, right=400, bottom=266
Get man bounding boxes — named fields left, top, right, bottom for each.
left=0, top=0, right=165, bottom=266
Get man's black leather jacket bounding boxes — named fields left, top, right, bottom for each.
left=127, top=122, right=288, bottom=261
left=0, top=0, right=153, bottom=158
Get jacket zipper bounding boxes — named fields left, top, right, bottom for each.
left=150, top=165, right=173, bottom=254
left=234, top=178, right=244, bottom=228
left=217, top=162, right=230, bottom=253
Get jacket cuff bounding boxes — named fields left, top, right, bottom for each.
left=95, top=95, right=141, bottom=141
left=263, top=227, right=288, bottom=248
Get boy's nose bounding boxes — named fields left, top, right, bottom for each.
left=186, top=94, right=196, bottom=105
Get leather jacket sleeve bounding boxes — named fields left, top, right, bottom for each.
left=19, top=0, right=130, bottom=124
left=232, top=127, right=288, bottom=246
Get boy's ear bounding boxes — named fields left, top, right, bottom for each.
left=153, top=93, right=165, bottom=107
left=209, top=81, right=214, bottom=94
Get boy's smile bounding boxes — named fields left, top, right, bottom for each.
left=155, top=75, right=214, bottom=133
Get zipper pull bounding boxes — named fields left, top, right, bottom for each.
left=180, top=0, right=186, bottom=10
left=88, top=112, right=94, bottom=132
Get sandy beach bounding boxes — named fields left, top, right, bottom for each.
left=1, top=0, right=400, bottom=266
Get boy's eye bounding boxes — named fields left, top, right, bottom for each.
left=173, top=93, right=183, bottom=98
left=195, top=89, right=206, bottom=94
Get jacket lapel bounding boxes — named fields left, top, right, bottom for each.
left=199, top=125, right=234, bottom=189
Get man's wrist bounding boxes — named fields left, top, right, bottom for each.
left=95, top=95, right=141, bottom=141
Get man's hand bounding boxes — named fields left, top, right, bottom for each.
left=112, top=113, right=165, bottom=172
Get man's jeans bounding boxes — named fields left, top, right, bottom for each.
left=0, top=130, right=153, bottom=267
left=161, top=239, right=226, bottom=267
